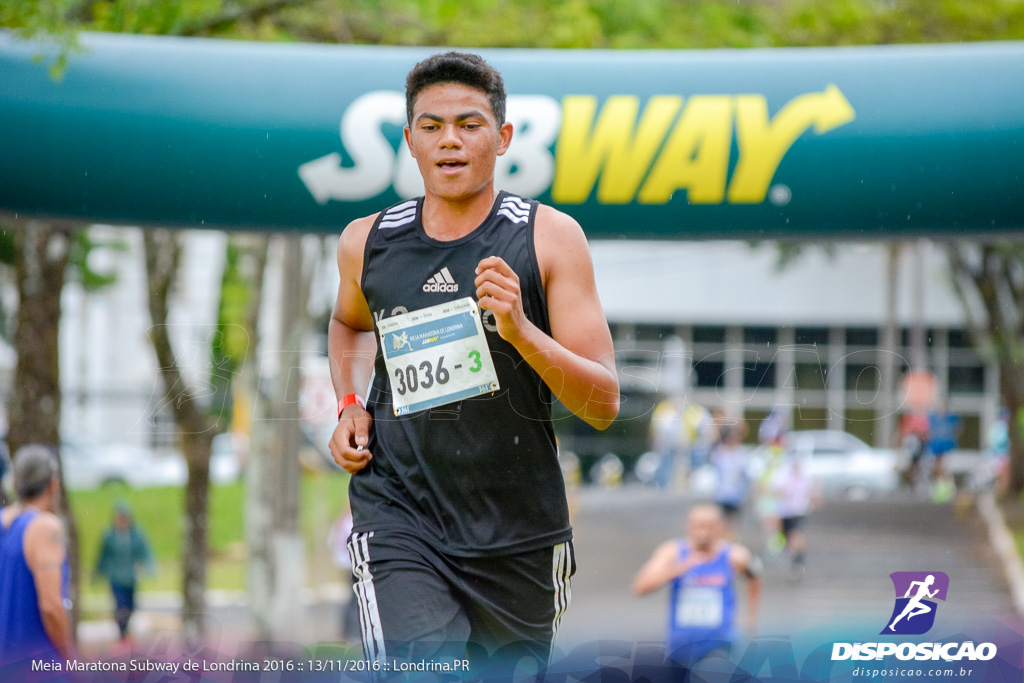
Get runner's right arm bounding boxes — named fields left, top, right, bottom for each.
left=25, top=514, right=75, bottom=660
left=328, top=215, right=379, bottom=475
left=633, top=540, right=697, bottom=595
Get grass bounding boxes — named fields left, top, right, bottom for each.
left=69, top=470, right=351, bottom=598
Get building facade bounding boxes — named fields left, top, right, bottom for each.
left=588, top=240, right=995, bottom=456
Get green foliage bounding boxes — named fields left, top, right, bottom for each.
left=4, top=0, right=1024, bottom=50
left=212, top=241, right=251, bottom=374
left=0, top=230, right=16, bottom=266
left=2, top=1, right=85, bottom=77
left=0, top=227, right=121, bottom=341
left=67, top=228, right=128, bottom=292
left=209, top=239, right=254, bottom=423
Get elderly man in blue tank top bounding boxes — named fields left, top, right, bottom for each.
left=634, top=504, right=762, bottom=668
left=326, top=52, right=619, bottom=675
left=0, top=446, right=75, bottom=673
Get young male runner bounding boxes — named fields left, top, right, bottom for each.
left=633, top=505, right=761, bottom=668
left=327, top=52, right=619, bottom=672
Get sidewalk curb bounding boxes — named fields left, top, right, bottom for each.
left=976, top=491, right=1024, bottom=616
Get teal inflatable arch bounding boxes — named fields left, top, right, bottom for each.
left=1, top=32, right=1021, bottom=238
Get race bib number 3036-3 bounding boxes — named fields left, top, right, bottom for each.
left=377, top=297, right=500, bottom=416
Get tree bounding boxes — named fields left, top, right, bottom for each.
left=946, top=242, right=1024, bottom=496
left=6, top=221, right=79, bottom=627
left=6, top=223, right=73, bottom=457
left=5, top=0, right=1024, bottom=55
left=1, top=220, right=123, bottom=634
left=141, top=229, right=223, bottom=643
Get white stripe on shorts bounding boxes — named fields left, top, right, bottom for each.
left=347, top=531, right=387, bottom=666
left=550, top=541, right=573, bottom=661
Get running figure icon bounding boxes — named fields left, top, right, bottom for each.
left=390, top=331, right=412, bottom=352
left=889, top=574, right=938, bottom=631
left=882, top=571, right=949, bottom=635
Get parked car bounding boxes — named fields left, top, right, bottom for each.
left=757, top=430, right=901, bottom=499
left=691, top=429, right=900, bottom=500
left=61, top=437, right=188, bottom=490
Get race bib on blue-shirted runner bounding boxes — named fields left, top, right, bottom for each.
left=377, top=297, right=500, bottom=416
left=675, top=586, right=724, bottom=629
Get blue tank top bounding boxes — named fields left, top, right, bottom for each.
left=667, top=541, right=737, bottom=649
left=0, top=508, right=62, bottom=666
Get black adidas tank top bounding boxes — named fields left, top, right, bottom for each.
left=350, top=191, right=572, bottom=556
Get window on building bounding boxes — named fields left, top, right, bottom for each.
left=947, top=329, right=973, bottom=349
left=743, top=361, right=776, bottom=390
left=792, top=363, right=827, bottom=391
left=743, top=409, right=770, bottom=445
left=901, top=328, right=937, bottom=347
left=692, top=326, right=726, bottom=344
left=693, top=360, right=726, bottom=389
left=793, top=407, right=829, bottom=431
left=845, top=363, right=881, bottom=394
left=844, top=409, right=877, bottom=445
left=635, top=324, right=677, bottom=342
left=743, top=326, right=776, bottom=345
left=845, top=327, right=878, bottom=347
left=795, top=327, right=830, bottom=346
left=948, top=365, right=985, bottom=394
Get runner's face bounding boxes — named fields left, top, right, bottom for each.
left=688, top=510, right=721, bottom=549
left=404, top=82, right=513, bottom=202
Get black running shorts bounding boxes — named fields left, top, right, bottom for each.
left=347, top=530, right=575, bottom=678
left=781, top=515, right=805, bottom=534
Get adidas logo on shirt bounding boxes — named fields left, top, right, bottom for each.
left=423, top=267, right=459, bottom=293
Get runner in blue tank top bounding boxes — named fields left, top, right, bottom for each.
left=634, top=504, right=762, bottom=666
left=0, top=446, right=74, bottom=674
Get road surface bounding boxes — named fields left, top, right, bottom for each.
left=557, top=487, right=1016, bottom=650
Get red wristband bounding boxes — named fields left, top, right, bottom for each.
left=337, top=393, right=365, bottom=420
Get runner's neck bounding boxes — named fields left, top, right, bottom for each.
left=421, top=188, right=499, bottom=242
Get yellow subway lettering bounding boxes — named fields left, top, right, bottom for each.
left=638, top=95, right=733, bottom=204
left=728, top=84, right=855, bottom=202
left=552, top=95, right=681, bottom=204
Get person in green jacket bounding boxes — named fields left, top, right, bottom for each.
left=94, top=501, right=153, bottom=643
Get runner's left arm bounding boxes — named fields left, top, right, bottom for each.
left=25, top=514, right=75, bottom=660
left=475, top=206, right=619, bottom=430
left=731, top=545, right=762, bottom=634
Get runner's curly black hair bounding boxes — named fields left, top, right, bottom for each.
left=405, top=51, right=506, bottom=126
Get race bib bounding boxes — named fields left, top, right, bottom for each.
left=377, top=297, right=500, bottom=416
left=674, top=586, right=724, bottom=629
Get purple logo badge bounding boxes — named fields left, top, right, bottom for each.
left=881, top=571, right=949, bottom=635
